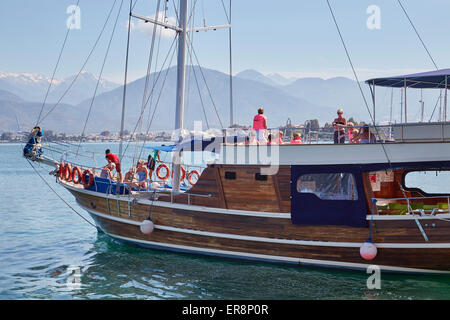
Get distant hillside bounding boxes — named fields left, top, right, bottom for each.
left=74, top=66, right=334, bottom=132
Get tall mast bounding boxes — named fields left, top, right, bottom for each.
left=172, top=0, right=188, bottom=193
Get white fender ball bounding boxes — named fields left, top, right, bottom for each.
left=360, top=241, right=377, bottom=261
left=140, top=219, right=154, bottom=235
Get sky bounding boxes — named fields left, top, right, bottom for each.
left=1, top=0, right=450, bottom=83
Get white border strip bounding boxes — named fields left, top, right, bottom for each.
left=84, top=206, right=450, bottom=249
left=103, top=231, right=450, bottom=275
left=63, top=181, right=450, bottom=221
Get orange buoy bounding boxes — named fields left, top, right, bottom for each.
left=63, top=163, right=72, bottom=181
left=82, top=169, right=94, bottom=188
left=156, top=164, right=170, bottom=180
left=59, top=162, right=65, bottom=180
left=72, top=166, right=82, bottom=184
left=187, top=170, right=200, bottom=186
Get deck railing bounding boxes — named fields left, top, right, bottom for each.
left=372, top=195, right=450, bottom=216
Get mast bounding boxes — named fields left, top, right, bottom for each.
left=172, top=0, right=188, bottom=193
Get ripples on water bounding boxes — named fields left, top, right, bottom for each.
left=1, top=143, right=450, bottom=300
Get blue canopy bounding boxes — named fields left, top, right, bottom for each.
left=144, top=145, right=176, bottom=152
left=366, top=68, right=450, bottom=89
left=144, top=135, right=246, bottom=154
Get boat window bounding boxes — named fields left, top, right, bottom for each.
left=404, top=170, right=450, bottom=194
left=255, top=173, right=268, bottom=181
left=296, top=173, right=358, bottom=200
left=224, top=171, right=236, bottom=180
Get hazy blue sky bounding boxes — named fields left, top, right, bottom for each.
left=1, top=0, right=449, bottom=83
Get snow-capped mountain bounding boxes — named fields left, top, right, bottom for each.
left=0, top=71, right=119, bottom=105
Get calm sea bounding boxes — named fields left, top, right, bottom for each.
left=1, top=142, right=450, bottom=300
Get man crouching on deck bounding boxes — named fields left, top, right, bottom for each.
left=105, top=149, right=122, bottom=183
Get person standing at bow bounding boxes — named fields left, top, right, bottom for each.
left=252, top=107, right=267, bottom=143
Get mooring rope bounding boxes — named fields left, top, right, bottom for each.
left=25, top=158, right=97, bottom=229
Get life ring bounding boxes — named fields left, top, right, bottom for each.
left=72, top=166, right=82, bottom=184
left=59, top=162, right=65, bottom=180
left=82, top=169, right=94, bottom=188
left=187, top=170, right=200, bottom=186
left=63, top=163, right=72, bottom=181
left=156, top=164, right=170, bottom=180
left=171, top=166, right=186, bottom=182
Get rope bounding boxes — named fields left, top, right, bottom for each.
left=36, top=0, right=81, bottom=125
left=397, top=0, right=438, bottom=70
left=119, top=0, right=133, bottom=162
left=185, top=35, right=224, bottom=128
left=25, top=158, right=97, bottom=229
left=325, top=0, right=392, bottom=167
left=76, top=0, right=124, bottom=159
left=38, top=0, right=119, bottom=124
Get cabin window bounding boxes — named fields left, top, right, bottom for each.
left=255, top=173, right=268, bottom=181
left=224, top=171, right=236, bottom=180
left=404, top=170, right=450, bottom=194
left=296, top=173, right=358, bottom=200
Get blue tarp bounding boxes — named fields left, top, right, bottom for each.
left=144, top=135, right=246, bottom=154
left=366, top=68, right=450, bottom=89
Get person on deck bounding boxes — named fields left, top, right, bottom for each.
left=23, top=126, right=43, bottom=158
left=267, top=134, right=277, bottom=145
left=105, top=149, right=122, bottom=182
left=277, top=131, right=284, bottom=144
left=100, top=161, right=115, bottom=180
left=252, top=107, right=267, bottom=143
left=146, top=149, right=161, bottom=181
left=124, top=166, right=137, bottom=188
left=353, top=124, right=376, bottom=143
left=290, top=132, right=302, bottom=144
left=332, top=108, right=347, bottom=144
left=136, top=160, right=149, bottom=189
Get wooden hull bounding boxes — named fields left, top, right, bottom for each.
left=64, top=183, right=450, bottom=274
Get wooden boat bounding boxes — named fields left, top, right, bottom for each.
left=25, top=1, right=450, bottom=274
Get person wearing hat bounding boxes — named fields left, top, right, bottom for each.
left=332, top=108, right=347, bottom=144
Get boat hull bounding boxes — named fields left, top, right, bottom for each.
left=66, top=184, right=450, bottom=274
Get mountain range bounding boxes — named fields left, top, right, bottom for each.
left=0, top=67, right=410, bottom=134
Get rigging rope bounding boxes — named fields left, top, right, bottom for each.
left=325, top=0, right=391, bottom=166
left=38, top=0, right=119, bottom=124
left=76, top=0, right=124, bottom=159
left=36, top=0, right=81, bottom=125
left=185, top=35, right=224, bottom=128
left=25, top=158, right=97, bottom=229
left=397, top=0, right=438, bottom=70
left=133, top=0, right=163, bottom=165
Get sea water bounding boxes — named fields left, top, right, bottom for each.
left=1, top=143, right=450, bottom=300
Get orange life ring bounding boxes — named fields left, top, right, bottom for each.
left=187, top=170, right=200, bottom=186
left=171, top=166, right=186, bottom=182
left=82, top=169, right=94, bottom=188
left=156, top=164, right=170, bottom=180
left=72, top=166, right=82, bottom=184
left=59, top=162, right=65, bottom=180
left=63, top=163, right=72, bottom=181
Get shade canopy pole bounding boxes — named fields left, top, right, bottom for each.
left=404, top=78, right=407, bottom=123
left=445, top=76, right=448, bottom=122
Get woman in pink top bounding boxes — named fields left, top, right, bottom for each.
left=290, top=132, right=302, bottom=144
left=252, top=107, right=267, bottom=143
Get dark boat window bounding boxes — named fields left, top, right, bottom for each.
left=255, top=173, right=268, bottom=181
left=296, top=173, right=358, bottom=200
left=224, top=171, right=236, bottom=180
left=404, top=170, right=450, bottom=194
